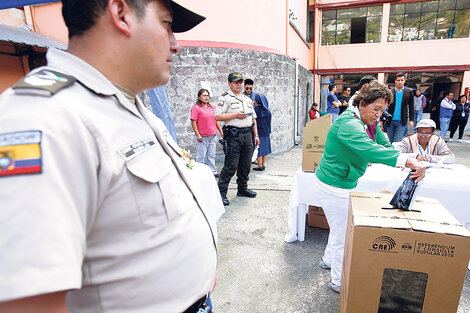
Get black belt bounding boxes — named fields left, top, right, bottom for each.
left=183, top=295, right=211, bottom=313
left=226, top=126, right=252, bottom=133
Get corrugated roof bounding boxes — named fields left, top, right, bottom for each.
left=0, top=24, right=66, bottom=50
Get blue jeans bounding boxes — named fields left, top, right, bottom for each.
left=439, top=117, right=451, bottom=138
left=331, top=113, right=339, bottom=123
left=414, top=110, right=423, bottom=129
left=387, top=120, right=406, bottom=143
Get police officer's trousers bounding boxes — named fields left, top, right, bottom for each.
left=218, top=131, right=253, bottom=196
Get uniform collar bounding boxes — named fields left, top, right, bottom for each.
left=228, top=89, right=243, bottom=100
left=46, top=48, right=142, bottom=119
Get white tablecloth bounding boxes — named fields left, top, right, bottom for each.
left=286, top=163, right=470, bottom=243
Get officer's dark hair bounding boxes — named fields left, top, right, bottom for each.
left=244, top=79, right=254, bottom=85
left=443, top=91, right=452, bottom=97
left=352, top=80, right=393, bottom=108
left=62, top=0, right=169, bottom=38
left=395, top=72, right=405, bottom=79
left=358, top=76, right=375, bottom=89
left=328, top=84, right=336, bottom=92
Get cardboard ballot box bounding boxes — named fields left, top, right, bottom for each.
left=307, top=205, right=329, bottom=230
left=341, top=192, right=470, bottom=313
left=302, top=114, right=331, bottom=172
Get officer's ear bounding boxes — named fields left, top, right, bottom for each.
left=107, top=0, right=133, bottom=37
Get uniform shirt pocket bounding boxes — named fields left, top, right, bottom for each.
left=230, top=102, right=241, bottom=110
left=125, top=146, right=171, bottom=228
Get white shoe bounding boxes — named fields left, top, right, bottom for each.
left=329, top=280, right=341, bottom=293
left=319, top=258, right=331, bottom=270
left=459, top=139, right=463, bottom=143
left=449, top=138, right=453, bottom=142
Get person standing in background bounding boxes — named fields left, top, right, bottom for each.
left=413, top=89, right=426, bottom=128
left=449, top=94, right=469, bottom=142
left=337, top=86, right=351, bottom=115
left=243, top=78, right=256, bottom=101
left=326, top=84, right=341, bottom=122
left=385, top=72, right=414, bottom=143
left=252, top=93, right=271, bottom=171
left=216, top=72, right=260, bottom=206
left=191, top=88, right=223, bottom=177
left=309, top=103, right=320, bottom=120
left=439, top=91, right=456, bottom=139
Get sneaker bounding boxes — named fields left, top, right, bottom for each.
left=329, top=280, right=341, bottom=293
left=459, top=139, right=463, bottom=143
left=449, top=138, right=453, bottom=142
left=319, top=258, right=331, bottom=270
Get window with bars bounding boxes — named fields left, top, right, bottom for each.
left=321, top=5, right=382, bottom=45
left=388, top=0, right=470, bottom=41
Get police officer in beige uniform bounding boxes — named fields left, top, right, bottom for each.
left=216, top=72, right=260, bottom=206
left=0, top=1, right=218, bottom=313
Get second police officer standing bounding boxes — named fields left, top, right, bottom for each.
left=216, top=72, right=260, bottom=206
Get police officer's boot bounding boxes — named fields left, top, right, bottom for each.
left=221, top=194, right=229, bottom=206
left=237, top=188, right=257, bottom=198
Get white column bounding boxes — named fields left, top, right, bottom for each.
left=381, top=3, right=391, bottom=44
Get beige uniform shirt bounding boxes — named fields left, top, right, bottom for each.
left=0, top=48, right=217, bottom=313
left=215, top=89, right=257, bottom=128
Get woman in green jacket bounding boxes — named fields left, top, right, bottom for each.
left=314, top=81, right=426, bottom=293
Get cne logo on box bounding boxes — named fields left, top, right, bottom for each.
left=370, top=236, right=397, bottom=253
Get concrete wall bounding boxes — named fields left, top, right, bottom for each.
left=140, top=46, right=314, bottom=156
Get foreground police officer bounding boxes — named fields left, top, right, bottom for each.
left=216, top=72, right=260, bottom=206
left=0, top=1, right=218, bottom=313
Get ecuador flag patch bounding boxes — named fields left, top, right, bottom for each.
left=0, top=131, right=42, bottom=177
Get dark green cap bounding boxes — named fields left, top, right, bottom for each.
left=228, top=72, right=243, bottom=82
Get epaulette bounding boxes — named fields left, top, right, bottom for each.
left=221, top=92, right=228, bottom=96
left=12, top=69, right=76, bottom=97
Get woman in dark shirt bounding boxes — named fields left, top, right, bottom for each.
left=253, top=94, right=272, bottom=171
left=449, top=94, right=470, bottom=143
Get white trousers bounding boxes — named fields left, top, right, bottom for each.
left=314, top=176, right=350, bottom=286
left=195, top=135, right=217, bottom=173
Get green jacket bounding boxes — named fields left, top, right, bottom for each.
left=315, top=109, right=399, bottom=189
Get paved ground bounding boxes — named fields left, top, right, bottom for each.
left=211, top=132, right=470, bottom=313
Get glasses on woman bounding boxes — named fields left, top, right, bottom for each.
left=417, top=131, right=432, bottom=137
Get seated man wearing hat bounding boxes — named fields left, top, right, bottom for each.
left=396, top=119, right=455, bottom=164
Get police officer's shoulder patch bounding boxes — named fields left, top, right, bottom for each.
left=12, top=69, right=76, bottom=97
left=0, top=130, right=42, bottom=177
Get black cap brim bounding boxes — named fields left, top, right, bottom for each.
left=170, top=1, right=206, bottom=33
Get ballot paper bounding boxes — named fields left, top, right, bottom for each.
left=389, top=171, right=422, bottom=211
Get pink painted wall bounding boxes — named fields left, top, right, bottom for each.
left=317, top=38, right=470, bottom=70
left=175, top=0, right=312, bottom=69
left=0, top=54, right=25, bottom=92
left=0, top=8, right=26, bottom=26
left=28, top=3, right=68, bottom=44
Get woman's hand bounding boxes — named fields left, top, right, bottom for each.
left=197, top=135, right=203, bottom=142
left=416, top=155, right=429, bottom=162
left=405, top=157, right=426, bottom=182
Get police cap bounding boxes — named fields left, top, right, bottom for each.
left=228, top=72, right=244, bottom=82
